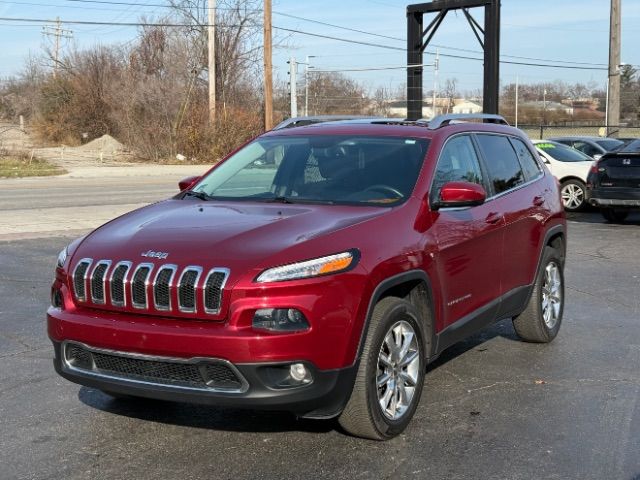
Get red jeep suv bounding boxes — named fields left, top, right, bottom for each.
left=48, top=114, right=566, bottom=440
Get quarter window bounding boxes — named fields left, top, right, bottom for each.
left=510, top=138, right=541, bottom=181
left=476, top=134, right=525, bottom=195
left=432, top=135, right=484, bottom=198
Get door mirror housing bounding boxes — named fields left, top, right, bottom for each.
left=434, top=181, right=487, bottom=210
left=178, top=175, right=201, bottom=191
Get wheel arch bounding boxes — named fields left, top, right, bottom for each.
left=559, top=176, right=587, bottom=185
left=533, top=225, right=566, bottom=280
left=356, top=270, right=437, bottom=362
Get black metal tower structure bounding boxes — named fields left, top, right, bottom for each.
left=406, top=0, right=501, bottom=120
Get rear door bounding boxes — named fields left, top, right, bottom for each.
left=429, top=134, right=504, bottom=328
left=475, top=134, right=546, bottom=313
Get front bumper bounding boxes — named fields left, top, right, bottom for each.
left=52, top=340, right=357, bottom=418
left=587, top=187, right=640, bottom=208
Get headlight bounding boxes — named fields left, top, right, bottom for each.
left=255, top=250, right=358, bottom=283
left=56, top=246, right=68, bottom=269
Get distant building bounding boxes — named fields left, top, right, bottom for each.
left=452, top=100, right=483, bottom=114
left=522, top=101, right=574, bottom=115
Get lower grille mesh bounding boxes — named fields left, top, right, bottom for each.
left=64, top=343, right=245, bottom=391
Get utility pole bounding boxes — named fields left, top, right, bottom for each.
left=432, top=49, right=439, bottom=118
left=304, top=55, right=316, bottom=116
left=607, top=0, right=621, bottom=137
left=515, top=75, right=519, bottom=128
left=208, top=0, right=216, bottom=124
left=263, top=0, right=274, bottom=130
left=288, top=57, right=298, bottom=118
left=42, top=17, right=72, bottom=78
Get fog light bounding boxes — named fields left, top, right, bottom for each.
left=51, top=288, right=64, bottom=309
left=290, top=363, right=307, bottom=381
left=253, top=308, right=309, bottom=332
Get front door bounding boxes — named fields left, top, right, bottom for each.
left=429, top=134, right=505, bottom=329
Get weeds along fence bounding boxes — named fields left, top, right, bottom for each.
left=519, top=124, right=640, bottom=140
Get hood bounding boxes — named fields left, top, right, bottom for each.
left=74, top=199, right=388, bottom=274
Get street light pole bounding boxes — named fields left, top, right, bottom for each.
left=304, top=55, right=316, bottom=116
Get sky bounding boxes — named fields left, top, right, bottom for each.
left=0, top=0, right=639, bottom=98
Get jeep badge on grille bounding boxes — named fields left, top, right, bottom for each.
left=141, top=250, right=169, bottom=260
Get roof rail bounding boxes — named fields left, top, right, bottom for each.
left=426, top=113, right=509, bottom=130
left=273, top=115, right=378, bottom=130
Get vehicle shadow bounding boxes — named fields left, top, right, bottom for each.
left=78, top=386, right=336, bottom=434
left=567, top=210, right=640, bottom=225
left=426, top=318, right=519, bottom=373
left=78, top=321, right=517, bottom=435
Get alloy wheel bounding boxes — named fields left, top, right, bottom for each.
left=561, top=183, right=584, bottom=210
left=541, top=262, right=562, bottom=329
left=376, top=320, right=420, bottom=421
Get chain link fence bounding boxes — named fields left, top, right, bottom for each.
left=518, top=125, right=640, bottom=140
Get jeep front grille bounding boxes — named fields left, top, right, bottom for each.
left=63, top=341, right=248, bottom=393
left=71, top=259, right=229, bottom=317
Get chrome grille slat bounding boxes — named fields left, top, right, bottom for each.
left=109, top=261, right=132, bottom=307
left=131, top=263, right=153, bottom=309
left=178, top=266, right=203, bottom=313
left=72, top=258, right=93, bottom=302
left=90, top=260, right=112, bottom=304
left=153, top=265, right=177, bottom=311
left=203, top=268, right=230, bottom=314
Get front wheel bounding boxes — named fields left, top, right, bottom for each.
left=338, top=297, right=426, bottom=440
left=601, top=208, right=629, bottom=223
left=560, top=179, right=586, bottom=211
left=513, top=246, right=564, bottom=343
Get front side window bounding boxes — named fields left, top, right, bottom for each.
left=191, top=135, right=429, bottom=206
left=476, top=134, right=525, bottom=195
left=431, top=135, right=484, bottom=200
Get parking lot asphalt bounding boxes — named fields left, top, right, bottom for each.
left=1, top=211, right=639, bottom=480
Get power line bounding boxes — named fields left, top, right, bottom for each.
left=0, top=2, right=617, bottom=68
left=0, top=16, right=625, bottom=71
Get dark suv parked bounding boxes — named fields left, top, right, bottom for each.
left=48, top=114, right=566, bottom=440
left=587, top=139, right=640, bottom=222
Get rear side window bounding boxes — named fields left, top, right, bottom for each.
left=432, top=135, right=484, bottom=197
left=510, top=138, right=542, bottom=181
left=476, top=134, right=525, bottom=195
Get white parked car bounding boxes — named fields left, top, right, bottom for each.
left=533, top=140, right=593, bottom=212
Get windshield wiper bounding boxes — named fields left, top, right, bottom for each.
left=183, top=190, right=212, bottom=201
left=266, top=196, right=295, bottom=204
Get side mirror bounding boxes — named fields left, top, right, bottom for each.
left=178, top=175, right=200, bottom=191
left=593, top=154, right=602, bottom=161
left=434, top=181, right=487, bottom=210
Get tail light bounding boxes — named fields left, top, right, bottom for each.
left=590, top=160, right=600, bottom=174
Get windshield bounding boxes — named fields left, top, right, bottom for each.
left=595, top=139, right=624, bottom=151
left=191, top=135, right=430, bottom=206
left=536, top=142, right=593, bottom=162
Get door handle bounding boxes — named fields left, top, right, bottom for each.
left=533, top=195, right=545, bottom=206
left=485, top=212, right=502, bottom=224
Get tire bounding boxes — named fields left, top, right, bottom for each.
left=338, top=297, right=427, bottom=440
left=513, top=246, right=564, bottom=343
left=560, top=179, right=586, bottom=212
left=601, top=208, right=629, bottom=223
